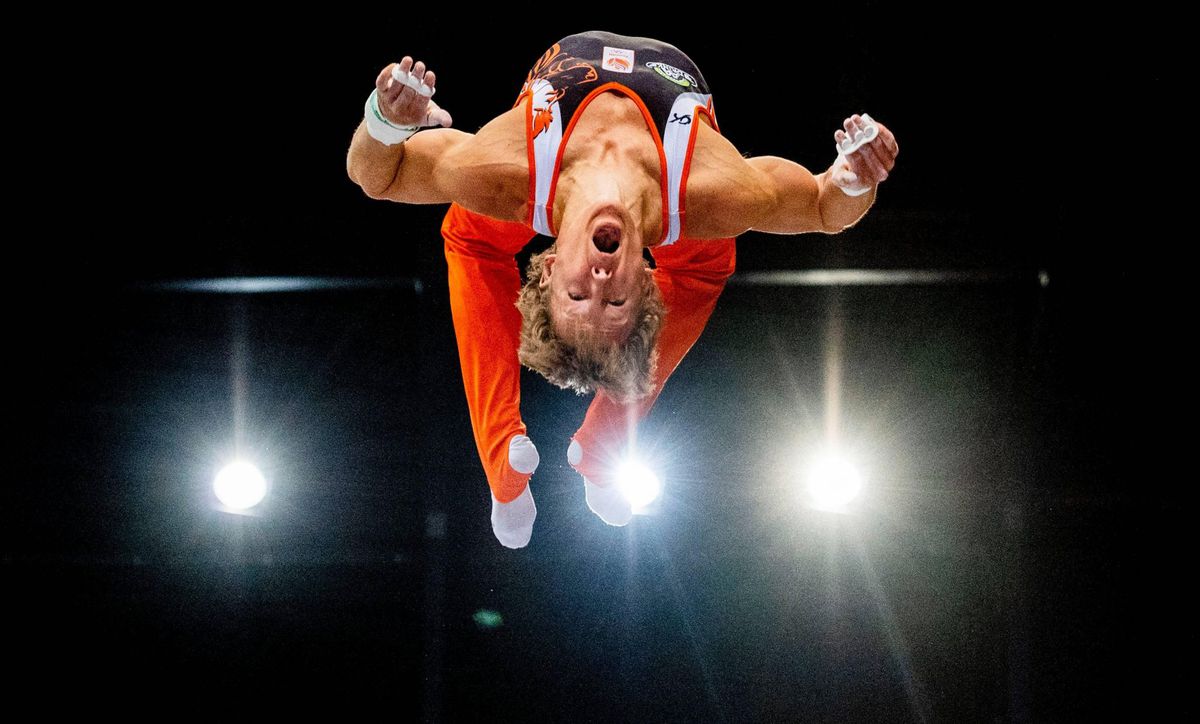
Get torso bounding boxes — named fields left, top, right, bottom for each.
left=441, top=32, right=755, bottom=244
left=445, top=91, right=743, bottom=243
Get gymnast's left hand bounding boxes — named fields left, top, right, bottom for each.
left=832, top=114, right=899, bottom=190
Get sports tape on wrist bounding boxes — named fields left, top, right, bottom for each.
left=363, top=89, right=420, bottom=145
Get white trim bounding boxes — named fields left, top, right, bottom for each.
left=528, top=79, right=563, bottom=237
left=660, top=92, right=712, bottom=246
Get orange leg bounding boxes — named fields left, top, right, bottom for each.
left=569, top=237, right=737, bottom=486
left=441, top=203, right=538, bottom=503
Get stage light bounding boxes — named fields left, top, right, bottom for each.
left=617, top=459, right=661, bottom=512
left=805, top=452, right=863, bottom=513
left=213, top=461, right=267, bottom=511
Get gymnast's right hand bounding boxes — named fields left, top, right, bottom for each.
left=374, top=56, right=453, bottom=128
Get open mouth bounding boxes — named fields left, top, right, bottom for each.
left=592, top=223, right=622, bottom=254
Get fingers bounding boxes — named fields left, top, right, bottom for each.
left=834, top=114, right=898, bottom=186
left=374, top=55, right=445, bottom=127
left=875, top=122, right=899, bottom=158
left=861, top=123, right=897, bottom=177
left=843, top=115, right=862, bottom=138
left=392, top=59, right=432, bottom=96
left=426, top=101, right=453, bottom=128
left=406, top=60, right=427, bottom=87
left=854, top=142, right=890, bottom=183
left=832, top=164, right=860, bottom=189
left=375, top=65, right=393, bottom=94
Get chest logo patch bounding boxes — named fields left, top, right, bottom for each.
left=647, top=62, right=697, bottom=88
left=602, top=46, right=635, bottom=73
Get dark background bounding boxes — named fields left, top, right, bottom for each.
left=6, top=10, right=1165, bottom=721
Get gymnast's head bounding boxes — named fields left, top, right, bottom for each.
left=516, top=205, right=665, bottom=401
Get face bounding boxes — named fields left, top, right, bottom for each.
left=540, top=205, right=647, bottom=344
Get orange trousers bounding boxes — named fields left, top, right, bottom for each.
left=442, top=202, right=736, bottom=502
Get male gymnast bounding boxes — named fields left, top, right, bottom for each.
left=346, top=30, right=898, bottom=548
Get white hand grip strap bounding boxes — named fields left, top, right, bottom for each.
left=835, top=113, right=878, bottom=156
left=391, top=65, right=435, bottom=98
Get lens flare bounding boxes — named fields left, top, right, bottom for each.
left=617, top=460, right=662, bottom=511
left=805, top=453, right=863, bottom=512
left=213, top=461, right=267, bottom=511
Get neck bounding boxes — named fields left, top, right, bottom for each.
left=553, top=157, right=661, bottom=247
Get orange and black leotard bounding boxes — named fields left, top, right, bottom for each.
left=443, top=31, right=736, bottom=503
left=516, top=30, right=718, bottom=246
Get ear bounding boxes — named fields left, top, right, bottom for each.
left=539, top=253, right=556, bottom=288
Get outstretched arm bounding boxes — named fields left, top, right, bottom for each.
left=683, top=115, right=899, bottom=238
left=749, top=114, right=899, bottom=234
left=346, top=57, right=469, bottom=203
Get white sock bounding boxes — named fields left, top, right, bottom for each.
left=490, top=435, right=540, bottom=549
left=570, top=440, right=633, bottom=526
left=584, top=478, right=633, bottom=527
left=508, top=434, right=540, bottom=474
left=491, top=484, right=536, bottom=548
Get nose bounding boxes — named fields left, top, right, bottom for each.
left=592, top=265, right=611, bottom=280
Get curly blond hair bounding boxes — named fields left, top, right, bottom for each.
left=516, top=245, right=665, bottom=401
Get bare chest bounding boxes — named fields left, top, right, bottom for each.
left=447, top=92, right=737, bottom=233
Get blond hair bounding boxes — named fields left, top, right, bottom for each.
left=516, top=245, right=665, bottom=401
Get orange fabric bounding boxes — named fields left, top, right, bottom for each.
left=442, top=203, right=536, bottom=503
left=442, top=205, right=736, bottom=500
left=568, top=236, right=736, bottom=487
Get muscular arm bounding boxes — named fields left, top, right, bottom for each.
left=745, top=155, right=874, bottom=234
left=345, top=58, right=471, bottom=203
left=345, top=60, right=528, bottom=219
left=346, top=124, right=472, bottom=202
left=684, top=116, right=898, bottom=238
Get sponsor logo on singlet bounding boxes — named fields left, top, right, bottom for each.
left=646, top=62, right=697, bottom=88
left=602, top=46, right=635, bottom=73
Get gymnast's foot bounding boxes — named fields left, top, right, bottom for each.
left=491, top=484, right=536, bottom=548
left=491, top=435, right=540, bottom=548
left=569, top=439, right=632, bottom=527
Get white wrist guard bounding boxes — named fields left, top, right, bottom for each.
left=364, top=89, right=420, bottom=146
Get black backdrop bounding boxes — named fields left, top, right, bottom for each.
left=6, top=9, right=1164, bottom=720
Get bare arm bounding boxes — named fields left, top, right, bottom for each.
left=748, top=114, right=899, bottom=234
left=683, top=115, right=898, bottom=238
left=347, top=122, right=471, bottom=202
left=746, top=156, right=873, bottom=234
left=345, top=57, right=470, bottom=203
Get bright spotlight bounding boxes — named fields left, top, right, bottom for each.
left=805, top=452, right=863, bottom=512
left=617, top=460, right=661, bottom=512
left=213, top=461, right=267, bottom=511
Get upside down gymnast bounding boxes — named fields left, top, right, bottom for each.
left=346, top=30, right=899, bottom=548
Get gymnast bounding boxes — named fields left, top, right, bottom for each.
left=346, top=30, right=898, bottom=548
